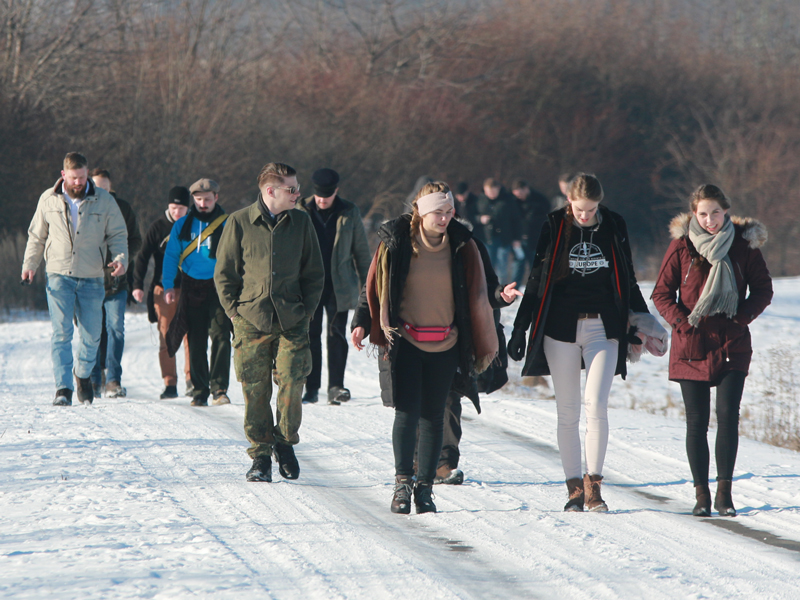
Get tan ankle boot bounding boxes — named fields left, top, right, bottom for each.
left=564, top=478, right=585, bottom=512
left=584, top=474, right=608, bottom=512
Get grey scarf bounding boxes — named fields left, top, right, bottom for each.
left=687, top=214, right=738, bottom=326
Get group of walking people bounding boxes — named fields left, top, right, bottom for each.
left=22, top=154, right=773, bottom=519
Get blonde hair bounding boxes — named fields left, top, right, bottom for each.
left=410, top=181, right=450, bottom=255
left=257, top=162, right=296, bottom=188
left=63, top=152, right=88, bottom=171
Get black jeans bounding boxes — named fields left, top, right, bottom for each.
left=393, top=338, right=459, bottom=482
left=186, top=289, right=231, bottom=399
left=306, top=291, right=349, bottom=392
left=439, top=392, right=463, bottom=469
left=679, top=370, right=747, bottom=486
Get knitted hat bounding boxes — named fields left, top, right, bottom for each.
left=311, top=168, right=340, bottom=197
left=168, top=186, right=191, bottom=206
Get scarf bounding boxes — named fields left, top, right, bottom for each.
left=687, top=213, right=738, bottom=326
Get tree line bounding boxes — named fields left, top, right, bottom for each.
left=2, top=0, right=800, bottom=311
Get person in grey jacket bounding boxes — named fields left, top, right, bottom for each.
left=22, top=152, right=128, bottom=406
left=296, top=168, right=372, bottom=405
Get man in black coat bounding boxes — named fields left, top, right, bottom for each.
left=476, top=178, right=523, bottom=283
left=511, top=178, right=551, bottom=284
left=131, top=187, right=192, bottom=399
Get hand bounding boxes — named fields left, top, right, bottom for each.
left=108, top=260, right=126, bottom=277
left=21, top=270, right=35, bottom=284
left=164, top=289, right=176, bottom=304
left=132, top=289, right=145, bottom=303
left=500, top=282, right=523, bottom=303
left=351, top=327, right=366, bottom=351
left=480, top=215, right=491, bottom=225
left=507, top=328, right=527, bottom=361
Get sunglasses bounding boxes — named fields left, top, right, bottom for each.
left=273, top=185, right=301, bottom=195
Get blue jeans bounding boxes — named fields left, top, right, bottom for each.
left=45, top=274, right=105, bottom=390
left=492, top=244, right=513, bottom=283
left=91, top=289, right=127, bottom=385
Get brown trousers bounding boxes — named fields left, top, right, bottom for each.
left=153, top=285, right=191, bottom=387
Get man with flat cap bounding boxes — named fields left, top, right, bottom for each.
left=162, top=178, right=232, bottom=407
left=296, top=168, right=372, bottom=405
left=132, top=186, right=194, bottom=399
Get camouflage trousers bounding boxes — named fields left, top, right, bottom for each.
left=232, top=315, right=311, bottom=458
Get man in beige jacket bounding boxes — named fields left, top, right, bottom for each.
left=22, top=152, right=128, bottom=406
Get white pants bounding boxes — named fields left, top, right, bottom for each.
left=543, top=318, right=619, bottom=480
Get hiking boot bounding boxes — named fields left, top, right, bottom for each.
left=693, top=484, right=712, bottom=517
left=391, top=475, right=414, bottom=514
left=105, top=381, right=127, bottom=398
left=74, top=373, right=93, bottom=405
left=584, top=473, right=608, bottom=512
left=160, top=385, right=179, bottom=399
left=184, top=382, right=194, bottom=397
left=328, top=386, right=351, bottom=405
left=564, top=477, right=585, bottom=512
left=715, top=479, right=736, bottom=517
left=190, top=394, right=208, bottom=407
left=434, top=465, right=464, bottom=485
left=246, top=455, right=272, bottom=482
left=92, top=382, right=103, bottom=399
left=302, top=389, right=319, bottom=404
left=414, top=481, right=437, bottom=514
left=53, top=388, right=73, bottom=406
left=211, top=390, right=231, bottom=405
left=272, top=443, right=300, bottom=480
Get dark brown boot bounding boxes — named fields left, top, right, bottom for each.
left=692, top=484, right=711, bottom=517
left=564, top=478, right=585, bottom=512
left=584, top=474, right=608, bottom=512
left=391, top=475, right=414, bottom=514
left=714, top=479, right=736, bottom=517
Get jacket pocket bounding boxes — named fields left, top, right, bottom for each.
left=675, top=328, right=705, bottom=361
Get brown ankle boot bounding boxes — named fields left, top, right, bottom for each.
left=564, top=477, right=585, bottom=512
left=584, top=474, right=608, bottom=512
left=692, top=484, right=711, bottom=517
left=714, top=479, right=736, bottom=517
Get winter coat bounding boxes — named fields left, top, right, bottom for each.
left=517, top=189, right=551, bottom=250
left=651, top=213, right=773, bottom=382
left=133, top=211, right=179, bottom=293
left=455, top=192, right=483, bottom=242
left=23, top=178, right=128, bottom=278
left=296, top=196, right=372, bottom=311
left=161, top=206, right=227, bottom=289
left=512, top=205, right=649, bottom=379
left=103, top=194, right=142, bottom=296
left=477, top=188, right=523, bottom=247
left=351, top=215, right=496, bottom=410
left=214, top=200, right=324, bottom=335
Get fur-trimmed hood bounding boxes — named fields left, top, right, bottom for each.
left=668, top=213, right=768, bottom=248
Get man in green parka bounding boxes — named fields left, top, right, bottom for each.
left=214, top=162, right=323, bottom=483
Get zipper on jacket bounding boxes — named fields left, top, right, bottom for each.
left=683, top=258, right=694, bottom=284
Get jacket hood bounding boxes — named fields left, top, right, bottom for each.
left=669, top=212, right=768, bottom=248
left=377, top=213, right=473, bottom=251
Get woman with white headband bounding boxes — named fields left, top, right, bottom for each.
left=351, top=181, right=499, bottom=515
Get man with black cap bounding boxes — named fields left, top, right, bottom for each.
left=453, top=181, right=482, bottom=241
left=162, top=178, right=232, bottom=407
left=296, top=168, right=372, bottom=405
left=132, top=186, right=193, bottom=399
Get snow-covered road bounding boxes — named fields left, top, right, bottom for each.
left=1, top=279, right=800, bottom=599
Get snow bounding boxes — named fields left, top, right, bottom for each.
left=1, top=279, right=800, bottom=600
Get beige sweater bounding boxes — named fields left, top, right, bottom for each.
left=398, top=228, right=458, bottom=352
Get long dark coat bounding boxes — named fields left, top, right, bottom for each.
left=511, top=205, right=649, bottom=379
left=651, top=213, right=773, bottom=382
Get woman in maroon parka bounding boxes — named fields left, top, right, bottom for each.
left=652, top=184, right=773, bottom=517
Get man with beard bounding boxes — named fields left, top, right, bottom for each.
left=162, top=178, right=232, bottom=407
left=22, top=152, right=128, bottom=406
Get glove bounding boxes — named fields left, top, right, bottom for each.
left=507, top=328, right=528, bottom=361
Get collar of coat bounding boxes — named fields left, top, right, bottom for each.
left=247, top=199, right=301, bottom=226
left=669, top=212, right=768, bottom=248
left=296, top=195, right=354, bottom=215
left=377, top=213, right=473, bottom=251
left=52, top=177, right=99, bottom=201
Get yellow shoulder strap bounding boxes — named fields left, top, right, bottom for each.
left=177, top=214, right=228, bottom=269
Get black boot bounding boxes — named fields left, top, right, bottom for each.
left=715, top=479, right=736, bottom=516
left=414, top=481, right=437, bottom=514
left=272, top=443, right=300, bottom=480
left=74, top=372, right=93, bottom=405
left=246, top=455, right=272, bottom=482
left=692, top=484, right=711, bottom=517
left=391, top=475, right=414, bottom=514
left=564, top=477, right=585, bottom=512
